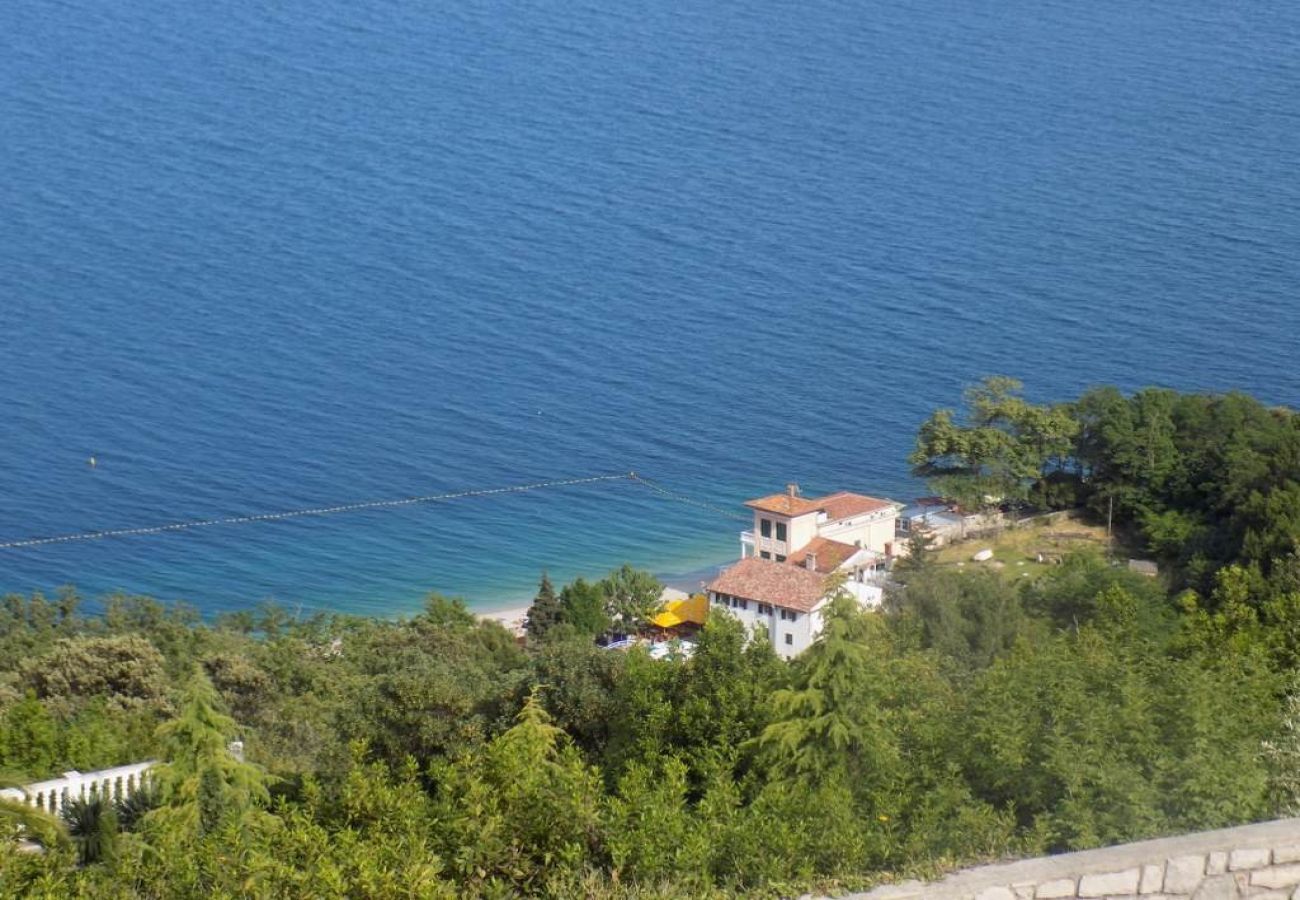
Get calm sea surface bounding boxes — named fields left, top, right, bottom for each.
left=2, top=1, right=1298, bottom=616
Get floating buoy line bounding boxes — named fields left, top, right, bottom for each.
left=0, top=471, right=746, bottom=552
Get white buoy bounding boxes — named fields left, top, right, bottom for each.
left=88, top=456, right=97, bottom=468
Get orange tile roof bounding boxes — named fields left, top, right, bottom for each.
left=785, top=537, right=860, bottom=574
left=814, top=491, right=896, bottom=521
left=744, top=492, right=824, bottom=516
left=706, top=557, right=829, bottom=613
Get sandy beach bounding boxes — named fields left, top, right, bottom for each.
left=476, top=604, right=532, bottom=632
left=477, top=587, right=691, bottom=634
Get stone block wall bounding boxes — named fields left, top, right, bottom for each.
left=845, top=817, right=1300, bottom=900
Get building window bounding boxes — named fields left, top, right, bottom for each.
left=760, top=518, right=772, bottom=538
left=760, top=551, right=771, bottom=560
left=775, top=522, right=787, bottom=542
left=775, top=554, right=786, bottom=563
left=758, top=602, right=773, bottom=615
left=784, top=634, right=793, bottom=646
left=738, top=599, right=748, bottom=610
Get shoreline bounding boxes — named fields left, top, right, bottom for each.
left=470, top=556, right=730, bottom=615
left=476, top=583, right=702, bottom=633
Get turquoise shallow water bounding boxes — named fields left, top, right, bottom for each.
left=2, top=1, right=1298, bottom=615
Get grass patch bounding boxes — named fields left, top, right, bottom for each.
left=932, top=515, right=1112, bottom=582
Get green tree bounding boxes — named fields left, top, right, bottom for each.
left=0, top=692, right=58, bottom=776
left=667, top=612, right=785, bottom=783
left=756, top=587, right=901, bottom=813
left=149, top=665, right=269, bottom=837
left=524, top=572, right=563, bottom=641
left=892, top=527, right=939, bottom=579
left=20, top=635, right=169, bottom=713
left=896, top=568, right=1032, bottom=670
left=527, top=636, right=625, bottom=756
left=911, top=376, right=1078, bottom=514
left=558, top=577, right=611, bottom=638
left=599, top=565, right=663, bottom=635
left=432, top=689, right=604, bottom=893
left=604, top=758, right=709, bottom=888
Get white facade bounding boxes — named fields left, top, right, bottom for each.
left=716, top=486, right=897, bottom=658
left=708, top=580, right=885, bottom=660
left=814, top=507, right=898, bottom=556
left=843, top=580, right=885, bottom=610
left=740, top=492, right=901, bottom=563
left=708, top=591, right=822, bottom=659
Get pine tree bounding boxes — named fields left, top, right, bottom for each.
left=524, top=571, right=563, bottom=641
left=150, top=665, right=269, bottom=837
left=433, top=688, right=603, bottom=891
left=756, top=582, right=900, bottom=803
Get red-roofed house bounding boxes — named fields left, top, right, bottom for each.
left=710, top=484, right=902, bottom=657
left=741, top=484, right=900, bottom=568
left=706, top=557, right=830, bottom=658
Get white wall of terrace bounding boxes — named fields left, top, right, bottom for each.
left=0, top=760, right=157, bottom=816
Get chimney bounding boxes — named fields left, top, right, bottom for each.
left=787, top=483, right=799, bottom=499
left=805, top=553, right=817, bottom=571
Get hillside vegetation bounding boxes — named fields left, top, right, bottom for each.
left=3, top=380, right=1300, bottom=898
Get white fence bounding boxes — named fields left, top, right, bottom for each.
left=0, top=761, right=157, bottom=816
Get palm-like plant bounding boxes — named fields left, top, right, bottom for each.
left=114, top=778, right=160, bottom=832
left=60, top=795, right=119, bottom=865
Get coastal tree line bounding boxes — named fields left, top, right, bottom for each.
left=2, top=380, right=1299, bottom=897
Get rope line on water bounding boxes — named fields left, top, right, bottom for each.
left=627, top=473, right=750, bottom=522
left=0, top=473, right=635, bottom=551
left=0, top=472, right=750, bottom=552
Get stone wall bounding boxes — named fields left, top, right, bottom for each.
left=845, top=817, right=1300, bottom=900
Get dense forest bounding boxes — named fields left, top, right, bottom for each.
left=2, top=380, right=1299, bottom=898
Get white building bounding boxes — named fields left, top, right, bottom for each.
left=896, top=497, right=997, bottom=546
left=740, top=484, right=901, bottom=568
left=708, top=484, right=898, bottom=658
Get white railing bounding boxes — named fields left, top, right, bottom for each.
left=0, top=761, right=157, bottom=815
left=739, top=531, right=787, bottom=554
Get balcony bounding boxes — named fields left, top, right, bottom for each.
left=739, top=531, right=787, bottom=556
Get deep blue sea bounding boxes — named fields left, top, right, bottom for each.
left=2, top=1, right=1298, bottom=616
